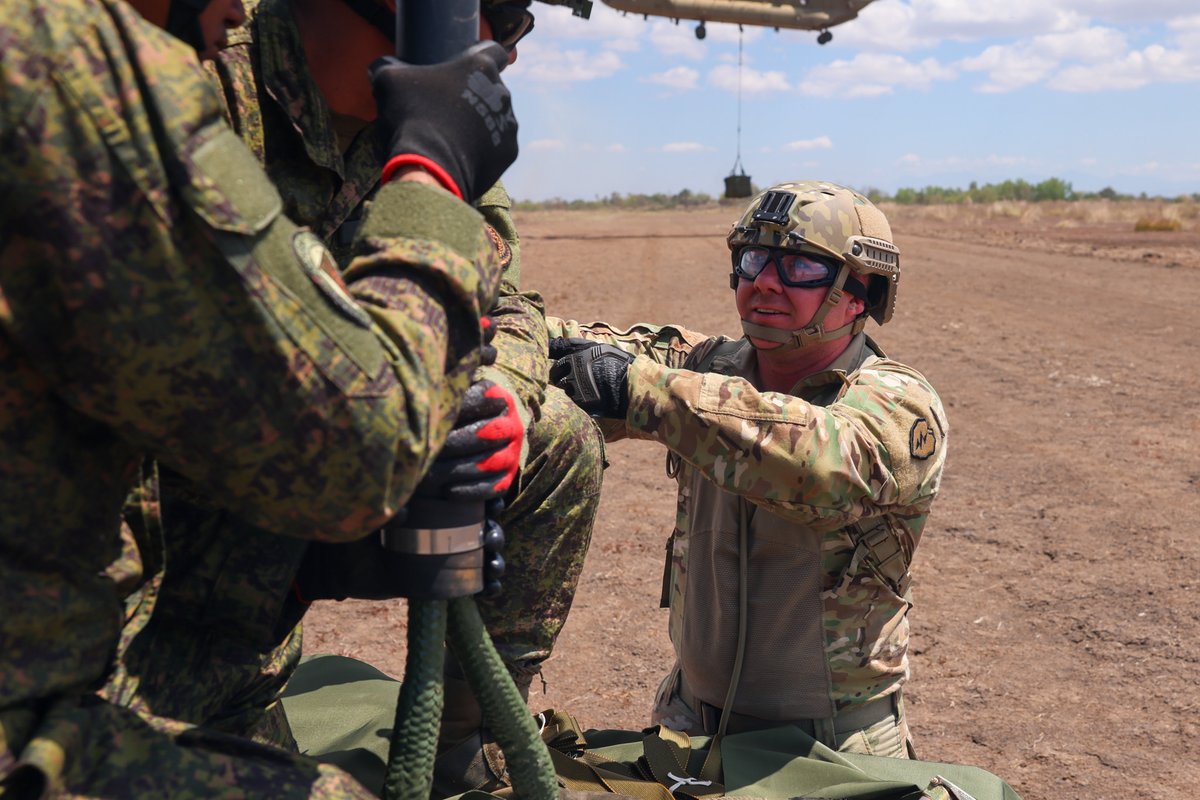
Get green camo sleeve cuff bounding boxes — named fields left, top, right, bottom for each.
left=360, top=181, right=487, bottom=262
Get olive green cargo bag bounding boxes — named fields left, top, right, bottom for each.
left=486, top=708, right=1022, bottom=800
left=284, top=656, right=1021, bottom=800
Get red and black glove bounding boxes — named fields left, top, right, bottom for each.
left=414, top=379, right=523, bottom=502
left=479, top=315, right=498, bottom=368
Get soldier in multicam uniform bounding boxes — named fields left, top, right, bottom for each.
left=99, top=0, right=605, bottom=794
left=549, top=181, right=948, bottom=758
left=0, top=0, right=522, bottom=794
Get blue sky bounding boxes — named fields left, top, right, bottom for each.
left=498, top=0, right=1199, bottom=201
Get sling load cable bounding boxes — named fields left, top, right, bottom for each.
left=724, top=26, right=753, bottom=199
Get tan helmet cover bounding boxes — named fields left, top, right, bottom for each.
left=727, top=180, right=900, bottom=325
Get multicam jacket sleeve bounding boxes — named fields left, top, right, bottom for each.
left=547, top=319, right=947, bottom=531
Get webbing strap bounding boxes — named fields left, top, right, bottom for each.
left=547, top=747, right=673, bottom=800
left=640, top=727, right=724, bottom=798
left=696, top=735, right=724, bottom=794
left=539, top=710, right=725, bottom=799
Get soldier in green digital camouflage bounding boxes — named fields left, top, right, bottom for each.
left=0, top=0, right=523, bottom=794
left=99, top=0, right=605, bottom=794
left=548, top=181, right=948, bottom=758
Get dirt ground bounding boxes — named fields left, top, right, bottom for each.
left=305, top=201, right=1200, bottom=800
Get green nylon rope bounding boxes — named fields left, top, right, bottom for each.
left=383, top=599, right=447, bottom=800
left=447, top=596, right=558, bottom=800
left=382, top=596, right=558, bottom=800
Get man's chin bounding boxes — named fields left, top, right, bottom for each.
left=747, top=335, right=785, bottom=350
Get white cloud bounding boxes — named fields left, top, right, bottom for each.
left=837, top=0, right=1200, bottom=52
left=840, top=0, right=1094, bottom=51
left=642, top=66, right=700, bottom=90
left=1037, top=26, right=1128, bottom=61
left=661, top=142, right=710, bottom=153
left=648, top=20, right=706, bottom=59
left=1057, top=0, right=1200, bottom=24
left=906, top=0, right=1087, bottom=39
left=783, top=137, right=834, bottom=151
left=528, top=139, right=567, bottom=152
left=947, top=17, right=1200, bottom=93
left=605, top=143, right=627, bottom=153
left=1170, top=15, right=1200, bottom=49
left=509, top=43, right=624, bottom=82
left=1049, top=43, right=1200, bottom=90
left=798, top=54, right=955, bottom=97
left=708, top=63, right=790, bottom=93
left=957, top=26, right=1128, bottom=92
left=957, top=44, right=1059, bottom=92
left=832, top=2, right=930, bottom=51
left=534, top=2, right=644, bottom=51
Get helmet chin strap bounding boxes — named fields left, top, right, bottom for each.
left=737, top=262, right=868, bottom=352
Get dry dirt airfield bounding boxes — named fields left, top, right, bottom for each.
left=306, top=201, right=1200, bottom=800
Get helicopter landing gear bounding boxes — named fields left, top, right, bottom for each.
left=695, top=21, right=707, bottom=39
left=817, top=29, right=832, bottom=45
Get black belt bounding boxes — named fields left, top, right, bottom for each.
left=678, top=675, right=899, bottom=738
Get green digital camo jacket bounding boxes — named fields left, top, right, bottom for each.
left=207, top=0, right=549, bottom=432
left=101, top=0, right=555, bottom=742
left=549, top=319, right=948, bottom=715
left=0, top=0, right=500, bottom=786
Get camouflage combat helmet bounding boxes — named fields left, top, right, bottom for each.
left=727, top=180, right=900, bottom=350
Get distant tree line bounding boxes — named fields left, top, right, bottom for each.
left=513, top=180, right=1200, bottom=211
left=864, top=179, right=1200, bottom=205
left=513, top=188, right=718, bottom=212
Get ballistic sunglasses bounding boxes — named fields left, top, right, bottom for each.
left=484, top=3, right=535, bottom=51
left=733, top=246, right=843, bottom=288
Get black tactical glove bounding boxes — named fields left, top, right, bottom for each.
left=371, top=41, right=518, bottom=203
left=548, top=338, right=635, bottom=419
left=548, top=335, right=594, bottom=362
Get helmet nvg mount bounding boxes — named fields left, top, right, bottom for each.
left=726, top=180, right=900, bottom=351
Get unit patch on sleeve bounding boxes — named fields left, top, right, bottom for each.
left=909, top=417, right=937, bottom=460
left=293, top=230, right=372, bottom=329
left=484, top=223, right=513, bottom=270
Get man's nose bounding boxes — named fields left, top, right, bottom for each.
left=752, top=261, right=784, bottom=291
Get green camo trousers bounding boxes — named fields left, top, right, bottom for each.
left=476, top=386, right=603, bottom=672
